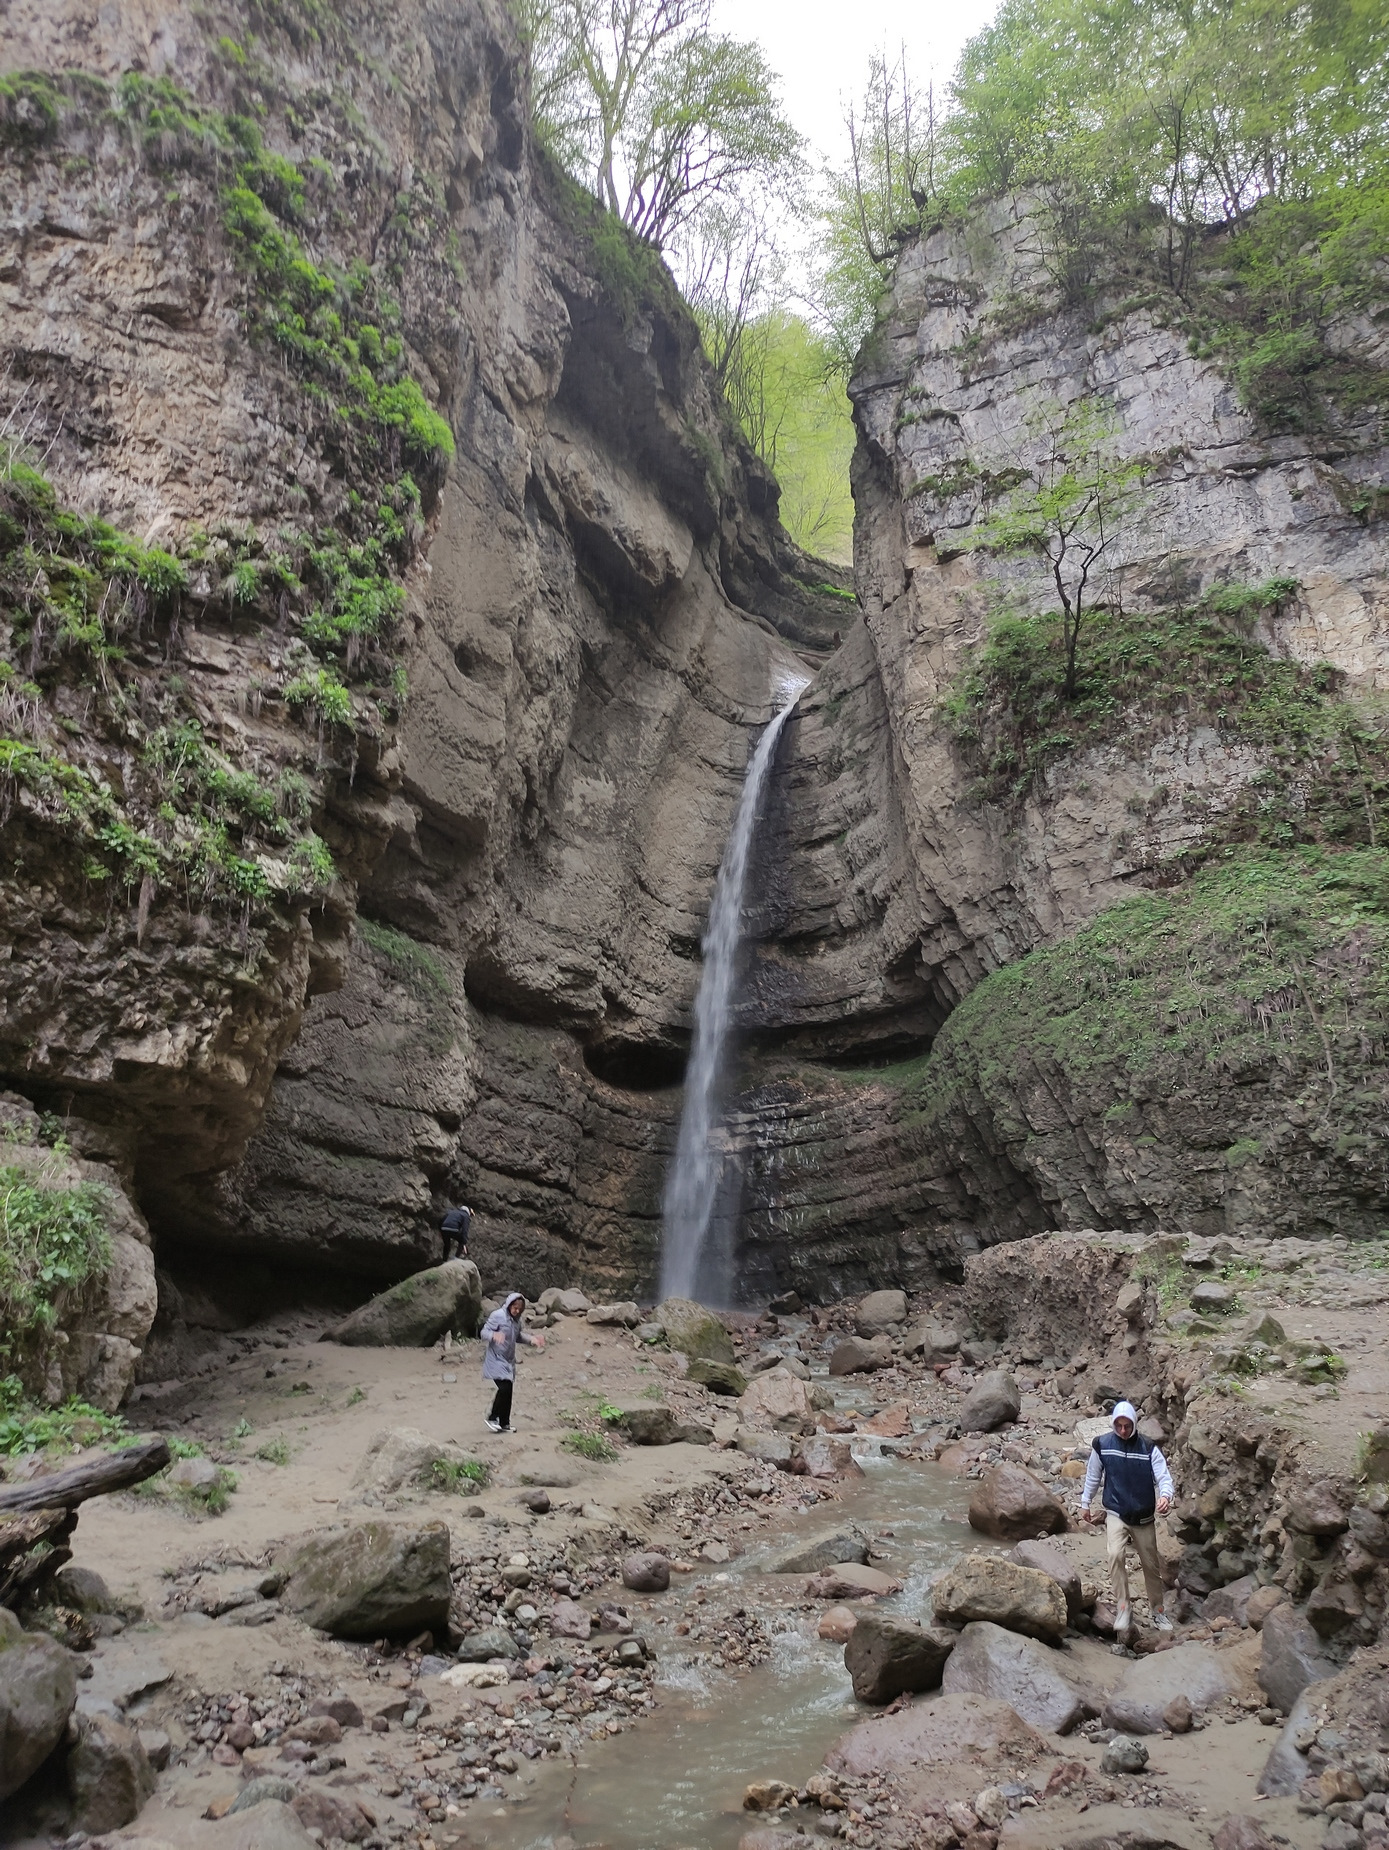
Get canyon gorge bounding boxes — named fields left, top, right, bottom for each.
left=1, top=0, right=1387, bottom=1411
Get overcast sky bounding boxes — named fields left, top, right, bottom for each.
left=708, top=0, right=1003, bottom=172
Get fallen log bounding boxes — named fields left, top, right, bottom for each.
left=0, top=1436, right=171, bottom=1515
left=0, top=1506, right=76, bottom=1608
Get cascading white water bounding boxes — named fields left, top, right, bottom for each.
left=660, top=678, right=808, bottom=1303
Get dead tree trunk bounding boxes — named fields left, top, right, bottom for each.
left=0, top=1437, right=170, bottom=1516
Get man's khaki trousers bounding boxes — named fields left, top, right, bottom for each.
left=1106, top=1511, right=1165, bottom=1615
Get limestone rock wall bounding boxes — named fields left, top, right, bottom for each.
left=718, top=196, right=1389, bottom=1285
left=4, top=11, right=1387, bottom=1327
left=0, top=0, right=836, bottom=1312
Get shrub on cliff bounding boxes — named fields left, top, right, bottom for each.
left=0, top=1146, right=111, bottom=1386
left=910, top=847, right=1389, bottom=1209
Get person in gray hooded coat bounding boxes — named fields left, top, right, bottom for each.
left=481, top=1291, right=544, bottom=1432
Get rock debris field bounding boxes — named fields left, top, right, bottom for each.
left=4, top=1230, right=1389, bottom=1850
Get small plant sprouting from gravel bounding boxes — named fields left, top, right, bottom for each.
left=561, top=1431, right=619, bottom=1462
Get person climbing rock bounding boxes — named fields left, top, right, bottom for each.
left=1079, top=1398, right=1174, bottom=1646
left=481, top=1290, right=543, bottom=1433
left=440, top=1202, right=472, bottom=1262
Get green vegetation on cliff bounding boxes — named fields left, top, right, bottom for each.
left=832, top=847, right=1389, bottom=1213
left=943, top=578, right=1389, bottom=865
left=0, top=456, right=338, bottom=907
left=922, top=849, right=1389, bottom=1100
left=824, top=0, right=1388, bottom=433
left=0, top=1151, right=111, bottom=1380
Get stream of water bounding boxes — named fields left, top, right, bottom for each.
left=468, top=1441, right=976, bottom=1850
left=659, top=679, right=809, bottom=1305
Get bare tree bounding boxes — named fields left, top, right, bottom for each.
left=965, top=400, right=1148, bottom=699
left=519, top=0, right=801, bottom=248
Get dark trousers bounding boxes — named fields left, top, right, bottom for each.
left=488, top=1380, right=513, bottom=1428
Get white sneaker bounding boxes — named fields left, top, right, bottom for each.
left=1115, top=1602, right=1132, bottom=1633
left=1154, top=1613, right=1174, bottom=1633
left=485, top=1417, right=502, bottom=1433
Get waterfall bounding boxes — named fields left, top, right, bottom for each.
left=659, top=678, right=807, bottom=1304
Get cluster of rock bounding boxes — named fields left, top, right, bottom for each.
left=0, top=1600, right=158, bottom=1832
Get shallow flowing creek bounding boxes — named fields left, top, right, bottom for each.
left=468, top=1448, right=976, bottom=1850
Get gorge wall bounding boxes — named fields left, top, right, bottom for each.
left=1, top=4, right=1387, bottom=1384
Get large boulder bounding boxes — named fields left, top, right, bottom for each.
left=352, top=1427, right=482, bottom=1496
left=931, top=1556, right=1067, bottom=1642
left=230, top=1798, right=319, bottom=1850
left=456, top=1626, right=519, bottom=1661
left=324, top=1260, right=482, bottom=1346
left=656, top=1298, right=734, bottom=1363
left=844, top=1614, right=956, bottom=1703
left=1102, top=1643, right=1240, bottom=1735
left=901, top=1322, right=960, bottom=1363
left=807, top=1564, right=903, bottom=1598
left=797, top=1435, right=862, bottom=1479
left=826, top=1691, right=1046, bottom=1780
left=1010, top=1540, right=1085, bottom=1621
left=854, top=1290, right=908, bottom=1336
left=0, top=1607, right=78, bottom=1802
left=279, top=1520, right=451, bottom=1637
left=1257, top=1686, right=1328, bottom=1796
left=67, top=1707, right=155, bottom=1832
left=828, top=1337, right=892, bottom=1376
left=941, top=1622, right=1092, bottom=1734
left=585, top=1302, right=640, bottom=1326
left=1257, top=1603, right=1338, bottom=1714
left=738, top=1368, right=815, bottom=1429
left=615, top=1406, right=710, bottom=1445
left=616, top=1406, right=678, bottom=1445
left=772, top=1532, right=869, bottom=1575
left=735, top=1430, right=794, bottom=1469
left=960, top=1369, right=1022, bottom=1432
left=1203, top=1574, right=1258, bottom=1627
left=686, top=1358, right=748, bottom=1395
left=969, top=1465, right=1067, bottom=1542
left=1286, top=1482, right=1349, bottom=1537
left=622, top=1552, right=671, bottom=1593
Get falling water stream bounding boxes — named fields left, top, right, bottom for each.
left=659, top=678, right=810, bottom=1304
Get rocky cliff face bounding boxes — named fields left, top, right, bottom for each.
left=0, top=0, right=836, bottom=1360
left=717, top=197, right=1389, bottom=1289
left=2, top=13, right=1386, bottom=1359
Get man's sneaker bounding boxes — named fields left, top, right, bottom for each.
left=1154, top=1613, right=1174, bottom=1633
left=485, top=1417, right=502, bottom=1433
left=1115, top=1601, right=1132, bottom=1634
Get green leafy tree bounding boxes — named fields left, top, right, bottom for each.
left=818, top=49, right=939, bottom=377
left=964, top=401, right=1149, bottom=699
left=520, top=0, right=801, bottom=247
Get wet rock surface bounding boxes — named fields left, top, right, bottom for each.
left=0, top=1607, right=78, bottom=1802
left=932, top=1555, right=1069, bottom=1642
left=941, top=1621, right=1093, bottom=1734
left=843, top=1614, right=956, bottom=1703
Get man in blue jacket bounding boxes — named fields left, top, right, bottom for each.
left=1080, top=1399, right=1175, bottom=1644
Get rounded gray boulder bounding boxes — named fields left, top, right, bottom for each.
left=0, top=1608, right=78, bottom=1802
left=844, top=1612, right=956, bottom=1704
left=324, top=1260, right=483, bottom=1346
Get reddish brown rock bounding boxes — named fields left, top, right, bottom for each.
left=826, top=1691, right=1046, bottom=1780
left=969, top=1465, right=1067, bottom=1542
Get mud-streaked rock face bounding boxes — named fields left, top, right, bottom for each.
left=0, top=0, right=837, bottom=1312
left=3, top=6, right=1386, bottom=1321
